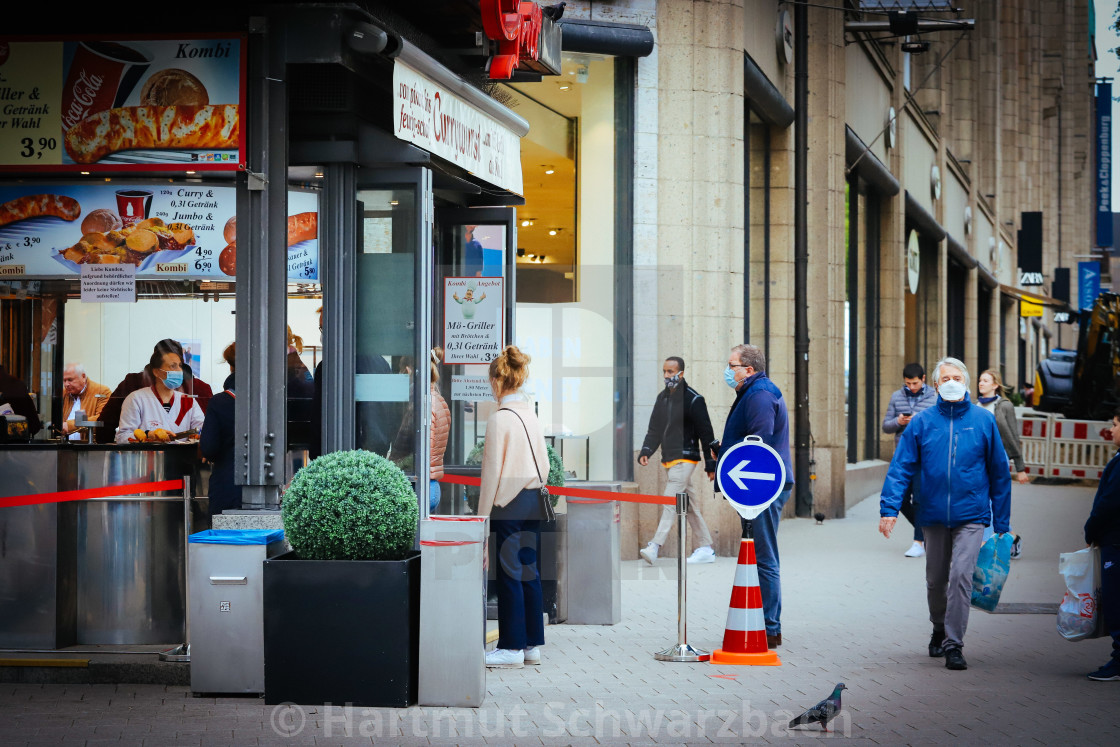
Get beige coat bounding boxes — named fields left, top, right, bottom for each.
left=62, top=378, right=112, bottom=432
left=477, top=398, right=549, bottom=516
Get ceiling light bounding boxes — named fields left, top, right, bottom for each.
left=80, top=171, right=90, bottom=175
left=544, top=166, right=555, bottom=175
left=390, top=200, right=399, bottom=206
left=559, top=84, right=570, bottom=91
left=536, top=255, right=546, bottom=263
left=185, top=170, right=196, bottom=175
left=549, top=229, right=557, bottom=236
left=314, top=172, right=324, bottom=179
left=521, top=220, right=530, bottom=227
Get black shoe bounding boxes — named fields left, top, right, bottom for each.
left=1010, top=534, right=1022, bottom=559
left=766, top=633, right=782, bottom=649
left=928, top=630, right=945, bottom=658
left=945, top=648, right=967, bottom=670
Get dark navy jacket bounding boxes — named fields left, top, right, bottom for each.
left=880, top=392, right=1012, bottom=533
left=1086, top=450, right=1120, bottom=547
left=199, top=374, right=241, bottom=517
left=718, top=372, right=793, bottom=488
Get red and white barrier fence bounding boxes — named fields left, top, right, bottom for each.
left=1018, top=411, right=1112, bottom=479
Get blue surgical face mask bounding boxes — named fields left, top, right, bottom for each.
left=724, top=366, right=739, bottom=388
left=938, top=379, right=967, bottom=402
left=162, top=369, right=183, bottom=390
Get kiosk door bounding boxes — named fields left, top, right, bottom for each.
left=352, top=168, right=434, bottom=516
left=433, top=208, right=517, bottom=511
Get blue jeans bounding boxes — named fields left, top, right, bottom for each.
left=740, top=487, right=791, bottom=635
left=429, top=480, right=441, bottom=513
left=491, top=488, right=545, bottom=651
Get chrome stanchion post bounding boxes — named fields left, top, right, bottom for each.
left=654, top=491, right=711, bottom=662
left=160, top=476, right=192, bottom=662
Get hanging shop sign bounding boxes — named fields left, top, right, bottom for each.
left=1079, top=261, right=1101, bottom=311
left=480, top=0, right=562, bottom=79
left=1020, top=299, right=1043, bottom=318
left=0, top=36, right=245, bottom=172
left=906, top=229, right=920, bottom=294
left=0, top=183, right=317, bottom=280
left=443, top=276, right=504, bottom=365
left=393, top=60, right=523, bottom=195
left=1096, top=81, right=1113, bottom=248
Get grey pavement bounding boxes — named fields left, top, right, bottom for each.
left=1, top=481, right=1117, bottom=746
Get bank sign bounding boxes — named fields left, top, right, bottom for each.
left=393, top=60, right=523, bottom=195
left=0, top=36, right=245, bottom=172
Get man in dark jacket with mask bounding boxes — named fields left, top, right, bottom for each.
left=879, top=356, right=1012, bottom=672
left=638, top=357, right=719, bottom=565
left=1084, top=407, right=1120, bottom=681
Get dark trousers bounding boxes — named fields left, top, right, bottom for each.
left=900, top=483, right=924, bottom=542
left=1102, top=545, right=1120, bottom=661
left=492, top=488, right=545, bottom=651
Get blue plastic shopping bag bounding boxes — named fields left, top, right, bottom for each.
left=971, top=532, right=1014, bottom=611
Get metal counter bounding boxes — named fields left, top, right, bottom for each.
left=0, top=444, right=201, bottom=648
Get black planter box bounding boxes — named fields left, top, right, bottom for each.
left=263, top=550, right=420, bottom=707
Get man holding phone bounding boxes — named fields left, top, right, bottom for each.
left=882, top=363, right=938, bottom=557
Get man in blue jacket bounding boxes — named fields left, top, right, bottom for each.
left=1084, top=407, right=1120, bottom=681
left=716, top=344, right=793, bottom=649
left=879, top=357, right=1012, bottom=671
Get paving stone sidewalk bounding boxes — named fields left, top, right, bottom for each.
left=1, top=482, right=1117, bottom=746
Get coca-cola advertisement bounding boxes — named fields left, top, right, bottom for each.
left=0, top=35, right=245, bottom=172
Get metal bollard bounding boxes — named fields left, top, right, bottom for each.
left=654, top=491, right=711, bottom=662
left=160, top=476, right=192, bottom=662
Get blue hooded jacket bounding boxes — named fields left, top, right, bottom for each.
left=718, top=372, right=793, bottom=488
left=880, top=392, right=1012, bottom=533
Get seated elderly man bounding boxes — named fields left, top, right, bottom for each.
left=62, top=363, right=112, bottom=441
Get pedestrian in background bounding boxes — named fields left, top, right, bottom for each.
left=879, top=356, right=1012, bottom=671
left=882, top=362, right=938, bottom=558
left=637, top=356, right=719, bottom=565
left=1084, top=406, right=1120, bottom=681
left=977, top=368, right=1027, bottom=559
left=478, top=345, right=550, bottom=670
left=717, top=344, right=793, bottom=649
left=200, top=343, right=240, bottom=520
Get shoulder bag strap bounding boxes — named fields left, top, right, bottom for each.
left=499, top=407, right=545, bottom=486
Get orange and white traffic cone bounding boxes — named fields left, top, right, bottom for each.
left=711, top=537, right=781, bottom=666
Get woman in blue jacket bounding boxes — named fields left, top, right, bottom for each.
left=879, top=357, right=1012, bottom=672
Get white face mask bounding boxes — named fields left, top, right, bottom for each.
left=938, top=380, right=967, bottom=402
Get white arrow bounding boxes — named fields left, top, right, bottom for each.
left=727, top=460, right=778, bottom=492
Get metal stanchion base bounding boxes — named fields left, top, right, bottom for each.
left=654, top=643, right=710, bottom=662
left=158, top=643, right=190, bottom=662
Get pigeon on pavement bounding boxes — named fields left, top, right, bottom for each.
left=788, top=683, right=847, bottom=731
left=814, top=512, right=826, bottom=524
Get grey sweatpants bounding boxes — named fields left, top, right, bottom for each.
left=923, top=523, right=985, bottom=651
left=650, top=461, right=713, bottom=548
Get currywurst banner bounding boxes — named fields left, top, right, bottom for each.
left=0, top=36, right=245, bottom=171
left=0, top=183, right=318, bottom=281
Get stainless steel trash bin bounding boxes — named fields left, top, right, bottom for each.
left=566, top=487, right=622, bottom=625
left=419, top=516, right=488, bottom=707
left=189, top=529, right=285, bottom=695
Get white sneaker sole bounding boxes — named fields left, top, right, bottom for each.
left=485, top=660, right=524, bottom=669
left=640, top=550, right=656, bottom=565
left=524, top=657, right=540, bottom=665
left=687, top=556, right=715, bottom=564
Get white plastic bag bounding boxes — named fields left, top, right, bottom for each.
left=1057, top=547, right=1104, bottom=641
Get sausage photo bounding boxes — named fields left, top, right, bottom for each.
left=64, top=105, right=239, bottom=164
left=218, top=212, right=318, bottom=276
left=0, top=194, right=81, bottom=228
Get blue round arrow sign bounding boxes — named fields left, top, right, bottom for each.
left=716, top=436, right=787, bottom=520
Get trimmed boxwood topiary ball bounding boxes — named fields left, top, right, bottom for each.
left=281, top=450, right=419, bottom=560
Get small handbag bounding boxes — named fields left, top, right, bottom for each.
left=500, top=407, right=556, bottom=522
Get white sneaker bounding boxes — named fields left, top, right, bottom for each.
left=524, top=646, right=540, bottom=665
left=904, top=541, right=925, bottom=558
left=485, top=648, right=524, bottom=669
left=686, top=546, right=716, bottom=564
left=640, top=542, right=659, bottom=565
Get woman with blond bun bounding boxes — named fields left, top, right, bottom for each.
left=479, top=345, right=550, bottom=669
left=977, top=368, right=1026, bottom=558
left=391, top=348, right=451, bottom=512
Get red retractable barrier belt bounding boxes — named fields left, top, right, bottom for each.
left=0, top=479, right=186, bottom=509
left=438, top=474, right=675, bottom=506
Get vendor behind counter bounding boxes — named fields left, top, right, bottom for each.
left=0, top=363, right=41, bottom=435
left=115, top=340, right=205, bottom=443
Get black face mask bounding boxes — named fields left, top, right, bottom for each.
left=665, top=374, right=681, bottom=390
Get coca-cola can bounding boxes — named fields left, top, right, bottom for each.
left=116, top=190, right=153, bottom=228
left=60, top=41, right=151, bottom=138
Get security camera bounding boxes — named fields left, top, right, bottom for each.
left=901, top=36, right=930, bottom=54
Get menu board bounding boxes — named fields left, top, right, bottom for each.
left=0, top=36, right=245, bottom=172
left=0, top=183, right=318, bottom=281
